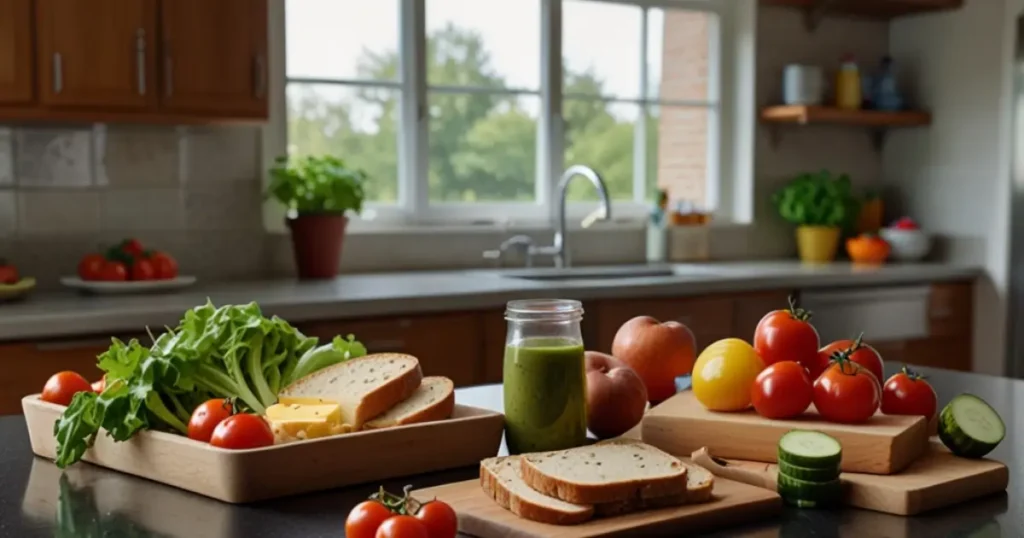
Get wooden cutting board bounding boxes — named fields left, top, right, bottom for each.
left=414, top=475, right=781, bottom=538
left=642, top=391, right=928, bottom=474
left=691, top=441, right=1008, bottom=516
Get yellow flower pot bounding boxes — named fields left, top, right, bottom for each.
left=796, top=226, right=841, bottom=263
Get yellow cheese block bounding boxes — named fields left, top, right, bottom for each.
left=277, top=396, right=338, bottom=406
left=265, top=401, right=350, bottom=441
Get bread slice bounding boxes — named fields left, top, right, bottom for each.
left=364, top=376, right=455, bottom=429
left=593, top=461, right=714, bottom=517
left=519, top=439, right=688, bottom=504
left=279, top=353, right=422, bottom=428
left=480, top=456, right=594, bottom=525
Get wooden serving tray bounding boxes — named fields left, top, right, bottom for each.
left=23, top=394, right=504, bottom=503
left=642, top=391, right=928, bottom=475
left=413, top=472, right=781, bottom=538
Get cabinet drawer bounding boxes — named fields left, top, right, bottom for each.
left=928, top=282, right=973, bottom=337
left=1, top=338, right=111, bottom=415
left=592, top=296, right=734, bottom=353
left=299, top=313, right=485, bottom=387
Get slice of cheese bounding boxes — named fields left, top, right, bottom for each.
left=277, top=396, right=338, bottom=406
left=264, top=401, right=350, bottom=442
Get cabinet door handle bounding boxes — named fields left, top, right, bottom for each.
left=253, top=55, right=266, bottom=98
left=52, top=53, right=63, bottom=94
left=164, top=47, right=174, bottom=97
left=135, top=28, right=147, bottom=95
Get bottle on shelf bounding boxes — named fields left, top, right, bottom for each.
left=835, top=54, right=862, bottom=111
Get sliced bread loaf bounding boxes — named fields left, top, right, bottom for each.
left=593, top=461, right=714, bottom=517
left=480, top=456, right=594, bottom=525
left=519, top=439, right=688, bottom=505
left=364, top=376, right=455, bottom=429
left=279, top=353, right=422, bottom=428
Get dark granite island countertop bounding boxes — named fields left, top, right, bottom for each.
left=0, top=364, right=1016, bottom=538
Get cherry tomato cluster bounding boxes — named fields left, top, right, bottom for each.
left=346, top=486, right=457, bottom=538
left=78, top=238, right=178, bottom=282
left=751, top=297, right=936, bottom=424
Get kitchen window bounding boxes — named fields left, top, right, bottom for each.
left=273, top=0, right=749, bottom=230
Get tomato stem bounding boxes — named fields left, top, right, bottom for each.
left=902, top=364, right=926, bottom=381
left=786, top=294, right=813, bottom=322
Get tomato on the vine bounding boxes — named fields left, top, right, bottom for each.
left=130, top=258, right=157, bottom=281
left=815, top=334, right=884, bottom=383
left=751, top=361, right=813, bottom=419
left=375, top=516, right=429, bottom=538
left=78, top=253, right=107, bottom=281
left=97, top=260, right=128, bottom=282
left=41, top=371, right=93, bottom=406
left=149, top=252, right=178, bottom=280
left=814, top=359, right=881, bottom=424
left=881, top=366, right=938, bottom=420
left=120, top=238, right=145, bottom=258
left=753, top=297, right=819, bottom=370
left=346, top=501, right=395, bottom=538
left=188, top=399, right=234, bottom=443
left=415, top=501, right=458, bottom=538
left=209, top=414, right=273, bottom=449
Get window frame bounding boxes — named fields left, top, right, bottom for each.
left=267, top=0, right=746, bottom=233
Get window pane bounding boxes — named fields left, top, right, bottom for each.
left=649, top=105, right=711, bottom=208
left=286, top=0, right=400, bottom=81
left=647, top=9, right=715, bottom=102
left=564, top=99, right=637, bottom=202
left=286, top=83, right=399, bottom=203
left=426, top=0, right=541, bottom=90
left=563, top=1, right=642, bottom=99
left=428, top=93, right=539, bottom=202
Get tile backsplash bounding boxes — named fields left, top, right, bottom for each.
left=0, top=124, right=267, bottom=288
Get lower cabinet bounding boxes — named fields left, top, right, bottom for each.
left=1, top=339, right=110, bottom=415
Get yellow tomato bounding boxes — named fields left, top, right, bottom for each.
left=692, top=338, right=765, bottom=411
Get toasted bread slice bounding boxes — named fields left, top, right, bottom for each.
left=593, top=461, right=714, bottom=517
left=364, top=376, right=455, bottom=429
left=480, top=456, right=594, bottom=525
left=279, top=353, right=422, bottom=428
left=519, top=439, right=688, bottom=504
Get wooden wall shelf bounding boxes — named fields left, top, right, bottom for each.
left=761, top=105, right=932, bottom=150
left=761, top=0, right=963, bottom=31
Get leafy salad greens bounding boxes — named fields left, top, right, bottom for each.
left=55, top=300, right=367, bottom=468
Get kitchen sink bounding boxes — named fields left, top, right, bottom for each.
left=494, top=265, right=711, bottom=281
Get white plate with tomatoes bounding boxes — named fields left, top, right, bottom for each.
left=61, top=275, right=196, bottom=295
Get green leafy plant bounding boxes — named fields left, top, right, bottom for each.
left=267, top=155, right=367, bottom=216
left=773, top=170, right=860, bottom=229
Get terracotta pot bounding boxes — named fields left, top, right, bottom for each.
left=287, top=214, right=347, bottom=279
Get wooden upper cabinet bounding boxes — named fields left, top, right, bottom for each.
left=160, top=0, right=268, bottom=117
left=0, top=0, right=34, bottom=104
left=35, top=0, right=157, bottom=109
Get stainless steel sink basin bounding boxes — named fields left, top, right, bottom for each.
left=496, top=265, right=681, bottom=281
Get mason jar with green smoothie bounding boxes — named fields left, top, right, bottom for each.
left=503, top=299, right=587, bottom=454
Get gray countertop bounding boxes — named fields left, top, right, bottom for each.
left=0, top=261, right=982, bottom=342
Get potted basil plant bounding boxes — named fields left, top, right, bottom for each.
left=773, top=170, right=860, bottom=264
left=267, top=155, right=366, bottom=279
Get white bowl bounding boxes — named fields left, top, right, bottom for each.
left=880, top=228, right=931, bottom=261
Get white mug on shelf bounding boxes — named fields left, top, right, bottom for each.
left=783, top=64, right=824, bottom=106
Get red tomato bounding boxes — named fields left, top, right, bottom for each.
left=818, top=336, right=884, bottom=384
left=120, top=238, right=145, bottom=258
left=0, top=261, right=18, bottom=284
left=751, top=361, right=813, bottom=419
left=97, top=261, right=128, bottom=282
left=813, top=360, right=881, bottom=424
left=41, top=371, right=93, bottom=406
left=78, top=253, right=107, bottom=281
left=753, top=298, right=819, bottom=370
left=149, top=252, right=178, bottom=280
left=375, top=516, right=429, bottom=538
left=91, top=374, right=106, bottom=394
left=130, top=258, right=157, bottom=281
left=415, top=501, right=458, bottom=538
left=346, top=501, right=394, bottom=538
left=209, top=414, right=273, bottom=449
left=188, top=399, right=234, bottom=443
left=881, top=367, right=938, bottom=420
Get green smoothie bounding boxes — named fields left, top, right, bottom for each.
left=503, top=338, right=587, bottom=454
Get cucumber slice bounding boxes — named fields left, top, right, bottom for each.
left=938, top=394, right=1005, bottom=458
left=777, top=459, right=840, bottom=482
left=777, top=472, right=843, bottom=509
left=777, top=430, right=842, bottom=469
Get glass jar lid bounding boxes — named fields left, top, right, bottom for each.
left=505, top=299, right=583, bottom=322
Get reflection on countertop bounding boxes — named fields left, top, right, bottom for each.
left=0, top=261, right=981, bottom=342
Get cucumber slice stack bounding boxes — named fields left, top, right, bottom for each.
left=776, top=430, right=843, bottom=509
left=938, top=394, right=1005, bottom=458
